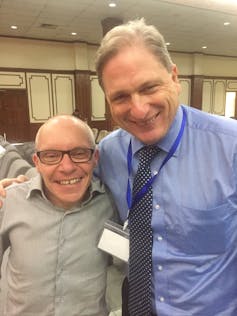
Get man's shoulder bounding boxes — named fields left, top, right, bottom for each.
left=98, top=129, right=131, bottom=160
left=185, top=105, right=237, bottom=138
left=99, top=128, right=130, bottom=146
left=5, top=175, right=37, bottom=198
left=6, top=180, right=29, bottom=193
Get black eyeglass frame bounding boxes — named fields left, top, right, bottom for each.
left=36, top=147, right=95, bottom=165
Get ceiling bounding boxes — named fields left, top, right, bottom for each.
left=1, top=0, right=237, bottom=57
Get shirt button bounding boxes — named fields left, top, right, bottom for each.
left=159, top=296, right=165, bottom=302
left=157, top=235, right=163, bottom=241
left=57, top=269, right=63, bottom=276
left=55, top=297, right=61, bottom=303
left=155, top=204, right=160, bottom=210
left=60, top=239, right=65, bottom=247
left=153, top=170, right=158, bottom=175
left=158, top=265, right=163, bottom=271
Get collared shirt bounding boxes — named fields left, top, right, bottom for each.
left=96, top=105, right=237, bottom=316
left=0, top=174, right=116, bottom=316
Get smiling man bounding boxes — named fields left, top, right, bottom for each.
left=95, top=18, right=237, bottom=316
left=0, top=115, right=116, bottom=316
left=33, top=116, right=96, bottom=209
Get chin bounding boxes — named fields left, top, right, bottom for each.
left=136, top=131, right=162, bottom=145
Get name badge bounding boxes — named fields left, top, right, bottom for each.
left=98, top=220, right=129, bottom=262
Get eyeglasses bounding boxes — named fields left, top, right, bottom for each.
left=36, top=147, right=95, bottom=165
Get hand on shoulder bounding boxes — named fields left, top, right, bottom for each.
left=0, top=175, right=29, bottom=207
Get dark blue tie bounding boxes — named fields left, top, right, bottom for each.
left=128, top=145, right=159, bottom=316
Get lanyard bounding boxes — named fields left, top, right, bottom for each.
left=126, top=107, right=187, bottom=212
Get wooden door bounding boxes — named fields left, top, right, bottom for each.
left=0, top=89, right=30, bottom=142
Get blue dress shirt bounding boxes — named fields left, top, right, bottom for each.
left=96, top=105, right=237, bottom=316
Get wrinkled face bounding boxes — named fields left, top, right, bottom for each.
left=102, top=45, right=181, bottom=145
left=33, top=122, right=98, bottom=210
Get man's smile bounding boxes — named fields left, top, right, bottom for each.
left=57, top=177, right=82, bottom=185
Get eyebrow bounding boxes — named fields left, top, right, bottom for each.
left=108, top=79, right=163, bottom=99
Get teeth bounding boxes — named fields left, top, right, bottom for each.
left=132, top=113, right=159, bottom=126
left=59, top=178, right=81, bottom=185
left=138, top=115, right=157, bottom=126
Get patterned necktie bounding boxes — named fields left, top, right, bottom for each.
left=128, top=145, right=159, bottom=316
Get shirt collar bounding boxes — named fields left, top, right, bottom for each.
left=26, top=173, right=44, bottom=199
left=131, top=105, right=183, bottom=157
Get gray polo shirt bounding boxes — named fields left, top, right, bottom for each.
left=0, top=174, right=116, bottom=316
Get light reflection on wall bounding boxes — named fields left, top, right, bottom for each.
left=225, top=91, right=236, bottom=117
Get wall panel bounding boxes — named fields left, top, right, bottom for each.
left=213, top=80, right=226, bottom=115
left=227, top=80, right=237, bottom=91
left=90, top=75, right=106, bottom=121
left=52, top=74, right=75, bottom=115
left=26, top=73, right=53, bottom=122
left=202, top=80, right=213, bottom=113
left=0, top=72, right=26, bottom=89
left=179, top=79, right=191, bottom=105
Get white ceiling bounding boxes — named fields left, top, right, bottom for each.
left=0, top=0, right=237, bottom=57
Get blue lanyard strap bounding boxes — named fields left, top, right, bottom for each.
left=126, top=107, right=187, bottom=210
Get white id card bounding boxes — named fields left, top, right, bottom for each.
left=98, top=220, right=129, bottom=262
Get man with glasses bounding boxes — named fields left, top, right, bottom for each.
left=0, top=115, right=117, bottom=316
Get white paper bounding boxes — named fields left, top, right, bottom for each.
left=98, top=227, right=129, bottom=262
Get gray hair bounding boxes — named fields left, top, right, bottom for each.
left=95, top=18, right=173, bottom=88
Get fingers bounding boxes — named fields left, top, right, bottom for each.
left=0, top=179, right=11, bottom=198
left=16, top=175, right=29, bottom=183
left=0, top=175, right=29, bottom=206
left=0, top=179, right=8, bottom=208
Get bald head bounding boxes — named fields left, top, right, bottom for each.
left=35, top=115, right=95, bottom=151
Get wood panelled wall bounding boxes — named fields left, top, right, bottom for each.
left=191, top=75, right=203, bottom=110
left=1, top=68, right=237, bottom=143
left=74, top=71, right=110, bottom=131
left=74, top=71, right=91, bottom=123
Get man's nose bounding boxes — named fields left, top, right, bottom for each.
left=130, top=94, right=150, bottom=118
left=59, top=153, right=76, bottom=170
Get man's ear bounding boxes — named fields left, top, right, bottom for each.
left=171, top=64, right=181, bottom=94
left=32, top=153, right=39, bottom=169
left=171, top=64, right=179, bottom=82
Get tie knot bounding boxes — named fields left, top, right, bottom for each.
left=139, top=145, right=159, bottom=166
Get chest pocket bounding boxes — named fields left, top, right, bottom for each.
left=165, top=202, right=237, bottom=255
